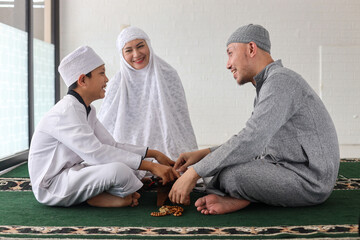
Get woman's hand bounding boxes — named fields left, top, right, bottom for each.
left=146, top=149, right=175, bottom=166
left=154, top=150, right=175, bottom=166
left=174, top=148, right=211, bottom=173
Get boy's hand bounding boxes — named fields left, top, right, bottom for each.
left=139, top=160, right=179, bottom=185
left=151, top=164, right=179, bottom=185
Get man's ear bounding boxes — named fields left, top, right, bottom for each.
left=77, top=74, right=87, bottom=87
left=248, top=42, right=257, bottom=57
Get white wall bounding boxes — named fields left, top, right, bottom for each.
left=59, top=0, right=360, bottom=155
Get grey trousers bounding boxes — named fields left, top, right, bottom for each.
left=206, top=157, right=319, bottom=207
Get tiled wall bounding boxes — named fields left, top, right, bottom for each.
left=59, top=0, right=360, bottom=147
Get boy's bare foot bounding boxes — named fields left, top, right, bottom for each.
left=87, top=192, right=141, bottom=207
left=130, top=192, right=141, bottom=207
left=194, top=194, right=250, bottom=215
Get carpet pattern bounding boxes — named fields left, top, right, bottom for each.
left=0, top=224, right=358, bottom=238
left=1, top=177, right=360, bottom=192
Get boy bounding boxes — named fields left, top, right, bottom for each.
left=29, top=46, right=178, bottom=207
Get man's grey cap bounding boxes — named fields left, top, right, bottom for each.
left=227, top=24, right=271, bottom=54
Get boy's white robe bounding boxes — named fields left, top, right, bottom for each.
left=28, top=94, right=147, bottom=207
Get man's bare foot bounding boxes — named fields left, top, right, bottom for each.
left=87, top=192, right=141, bottom=207
left=194, top=194, right=250, bottom=215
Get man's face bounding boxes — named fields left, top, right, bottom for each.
left=86, top=65, right=108, bottom=101
left=122, top=39, right=150, bottom=70
left=226, top=43, right=253, bottom=85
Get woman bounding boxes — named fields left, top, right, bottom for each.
left=98, top=27, right=198, bottom=173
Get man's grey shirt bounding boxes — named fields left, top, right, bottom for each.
left=193, top=60, right=339, bottom=198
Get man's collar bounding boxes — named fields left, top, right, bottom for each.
left=253, top=60, right=282, bottom=89
left=67, top=89, right=91, bottom=116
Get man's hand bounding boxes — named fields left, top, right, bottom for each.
left=174, top=148, right=211, bottom=173
left=169, top=167, right=200, bottom=205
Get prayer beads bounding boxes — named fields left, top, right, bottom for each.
left=150, top=205, right=184, bottom=217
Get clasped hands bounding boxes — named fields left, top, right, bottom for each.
left=141, top=148, right=210, bottom=205
left=140, top=149, right=179, bottom=185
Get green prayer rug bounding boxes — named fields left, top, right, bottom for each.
left=0, top=160, right=359, bottom=239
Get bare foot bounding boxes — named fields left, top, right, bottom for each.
left=130, top=192, right=141, bottom=207
left=87, top=192, right=141, bottom=208
left=194, top=194, right=250, bottom=215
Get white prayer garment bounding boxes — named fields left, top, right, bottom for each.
left=28, top=94, right=147, bottom=207
left=98, top=27, right=198, bottom=167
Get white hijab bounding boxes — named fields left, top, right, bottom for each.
left=98, top=26, right=198, bottom=160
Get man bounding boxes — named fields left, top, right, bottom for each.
left=169, top=24, right=339, bottom=215
left=28, top=46, right=179, bottom=207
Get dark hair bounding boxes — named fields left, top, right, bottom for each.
left=67, top=72, right=92, bottom=91
left=68, top=81, right=78, bottom=91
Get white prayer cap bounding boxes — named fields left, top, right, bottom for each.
left=58, top=46, right=105, bottom=87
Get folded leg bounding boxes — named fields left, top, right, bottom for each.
left=209, top=158, right=314, bottom=207
left=39, top=162, right=143, bottom=206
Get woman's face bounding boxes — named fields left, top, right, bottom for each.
left=122, top=39, right=150, bottom=69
